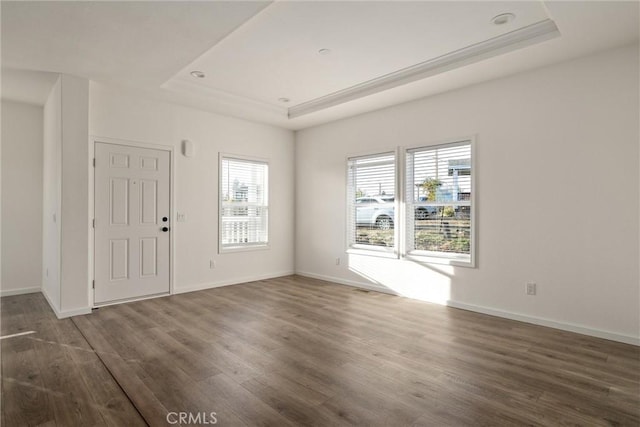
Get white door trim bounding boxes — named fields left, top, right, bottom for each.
left=89, top=136, right=175, bottom=308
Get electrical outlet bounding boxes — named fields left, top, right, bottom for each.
left=526, top=282, right=536, bottom=296
left=210, top=260, right=216, bottom=269
left=177, top=212, right=186, bottom=222
left=336, top=258, right=341, bottom=266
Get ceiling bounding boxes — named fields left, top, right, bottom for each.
left=2, top=1, right=638, bottom=130
left=1, top=68, right=59, bottom=106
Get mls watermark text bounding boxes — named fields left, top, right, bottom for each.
left=166, top=411, right=218, bottom=425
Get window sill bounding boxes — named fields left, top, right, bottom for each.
left=219, top=244, right=270, bottom=254
left=404, top=252, right=475, bottom=268
left=347, top=246, right=399, bottom=259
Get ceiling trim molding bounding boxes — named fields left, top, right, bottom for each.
left=162, top=77, right=288, bottom=117
left=288, top=19, right=560, bottom=119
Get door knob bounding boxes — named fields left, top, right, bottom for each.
left=162, top=227, right=169, bottom=232
left=162, top=216, right=168, bottom=222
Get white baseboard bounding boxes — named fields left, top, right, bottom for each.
left=296, top=271, right=397, bottom=295
left=57, top=306, right=92, bottom=319
left=0, top=286, right=41, bottom=297
left=174, top=270, right=295, bottom=295
left=41, top=288, right=59, bottom=316
left=41, top=288, right=92, bottom=319
left=446, top=301, right=639, bottom=346
left=295, top=271, right=639, bottom=346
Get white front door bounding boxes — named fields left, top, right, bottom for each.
left=94, top=142, right=171, bottom=304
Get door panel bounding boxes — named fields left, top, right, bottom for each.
left=109, top=239, right=129, bottom=280
left=95, top=142, right=170, bottom=304
left=140, top=180, right=157, bottom=224
left=110, top=152, right=130, bottom=168
left=110, top=178, right=129, bottom=225
left=140, top=237, right=157, bottom=278
left=140, top=156, right=158, bottom=170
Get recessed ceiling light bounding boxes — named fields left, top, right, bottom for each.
left=278, top=97, right=290, bottom=103
left=318, top=48, right=331, bottom=55
left=491, top=13, right=515, bottom=25
left=190, top=70, right=206, bottom=78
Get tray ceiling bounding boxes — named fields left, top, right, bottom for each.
left=2, top=1, right=638, bottom=129
left=165, top=1, right=553, bottom=112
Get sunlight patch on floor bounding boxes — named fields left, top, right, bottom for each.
left=348, top=254, right=452, bottom=304
left=0, top=330, right=36, bottom=340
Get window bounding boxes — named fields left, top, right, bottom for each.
left=345, top=140, right=474, bottom=265
left=347, top=152, right=396, bottom=252
left=219, top=155, right=268, bottom=251
left=406, top=141, right=473, bottom=265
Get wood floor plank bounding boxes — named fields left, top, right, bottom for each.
left=164, top=327, right=264, bottom=384
left=246, top=371, right=333, bottom=407
left=144, top=327, right=222, bottom=380
left=199, top=373, right=295, bottom=427
left=239, top=377, right=340, bottom=426
left=1, top=367, right=54, bottom=426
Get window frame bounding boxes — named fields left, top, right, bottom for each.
left=404, top=137, right=476, bottom=268
left=218, top=153, right=270, bottom=254
left=345, top=149, right=400, bottom=258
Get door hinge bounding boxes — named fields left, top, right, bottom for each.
left=92, top=218, right=95, bottom=228
left=92, top=280, right=95, bottom=289
left=93, top=158, right=96, bottom=167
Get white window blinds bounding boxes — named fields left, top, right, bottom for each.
left=406, top=141, right=472, bottom=262
left=347, top=152, right=396, bottom=250
left=220, top=156, right=268, bottom=250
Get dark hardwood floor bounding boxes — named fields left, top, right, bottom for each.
left=2, top=275, right=639, bottom=426
left=0, top=292, right=145, bottom=426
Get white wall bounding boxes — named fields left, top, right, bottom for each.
left=42, top=77, right=61, bottom=309
left=89, top=83, right=295, bottom=294
left=41, top=74, right=91, bottom=318
left=59, top=75, right=90, bottom=314
left=295, top=44, right=640, bottom=344
left=1, top=100, right=44, bottom=296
